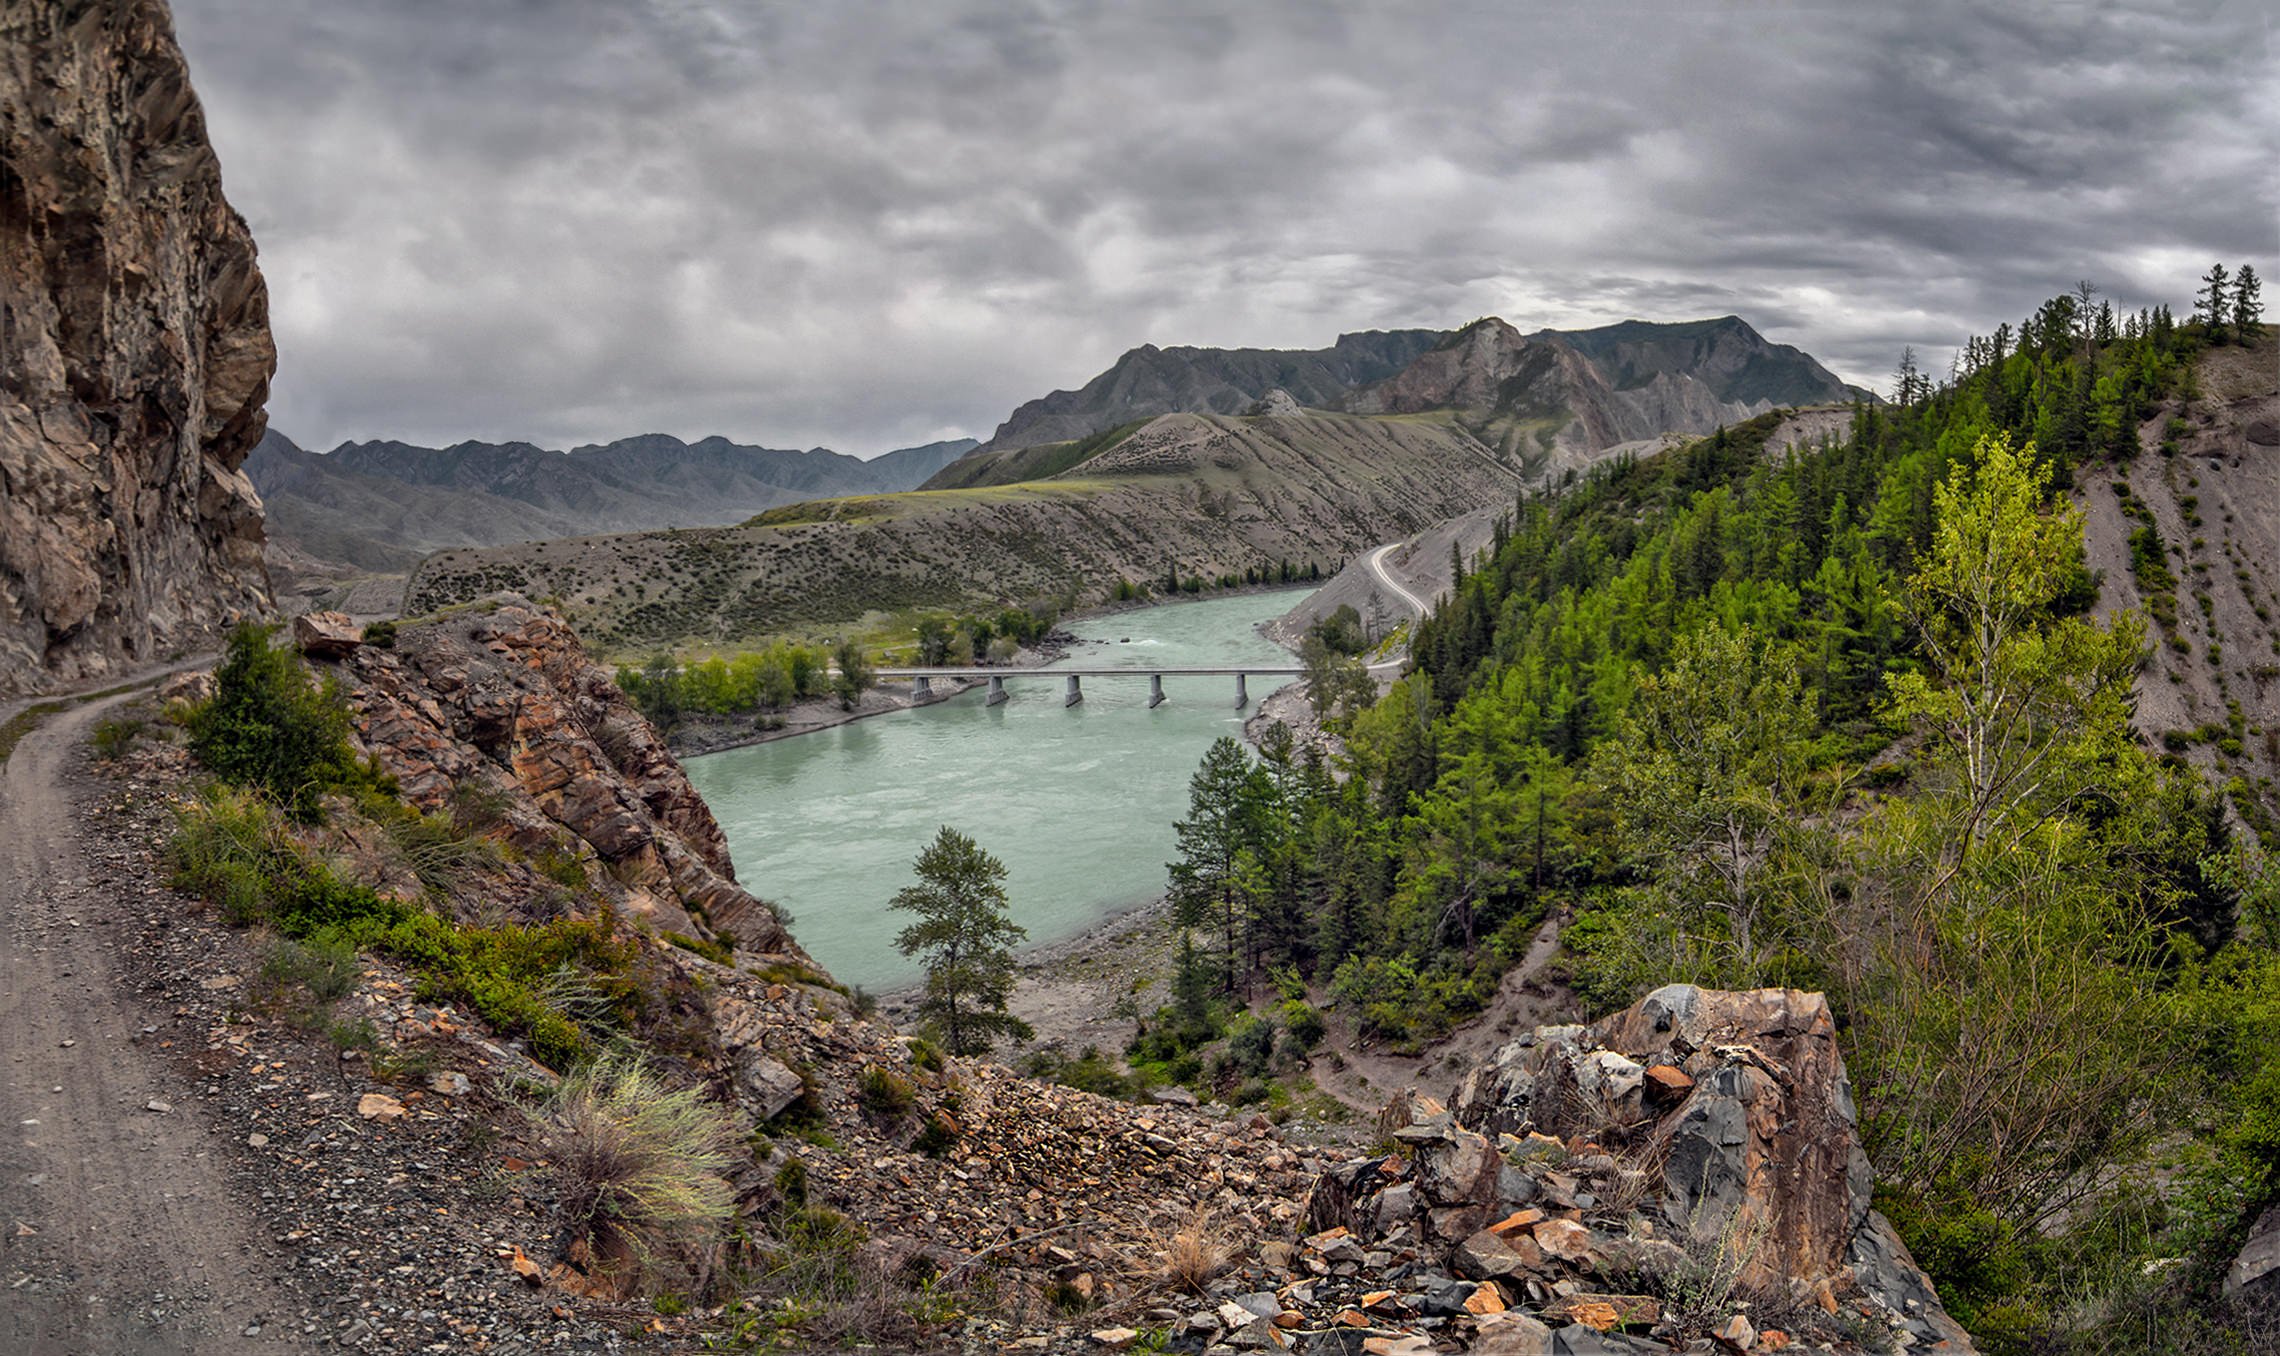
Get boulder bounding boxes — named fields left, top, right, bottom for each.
left=2226, top=1203, right=2280, bottom=1301
left=1311, top=986, right=1978, bottom=1353
left=294, top=611, right=364, bottom=658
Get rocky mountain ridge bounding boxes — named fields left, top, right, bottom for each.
left=981, top=329, right=1444, bottom=453
left=1347, top=316, right=1859, bottom=478
left=982, top=316, right=1862, bottom=467
left=247, top=429, right=978, bottom=573
left=0, top=0, right=274, bottom=697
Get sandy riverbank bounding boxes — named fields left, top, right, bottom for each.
left=874, top=891, right=1182, bottom=1062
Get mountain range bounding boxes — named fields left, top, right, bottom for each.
left=247, top=431, right=977, bottom=572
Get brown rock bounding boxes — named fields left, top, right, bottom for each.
left=1462, top=1280, right=1507, bottom=1315
left=1, top=0, right=273, bottom=697
left=1531, top=1218, right=1596, bottom=1265
left=1469, top=1311, right=1554, bottom=1355
left=1454, top=1230, right=1535, bottom=1282
left=1644, top=1063, right=1695, bottom=1098
left=356, top=1092, right=405, bottom=1120
left=293, top=611, right=363, bottom=658
left=1719, top=1312, right=1755, bottom=1348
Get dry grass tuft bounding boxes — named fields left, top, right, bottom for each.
left=1153, top=1207, right=1235, bottom=1295
left=526, top=1052, right=739, bottom=1293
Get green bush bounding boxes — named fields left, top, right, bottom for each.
left=857, top=1066, right=915, bottom=1117
left=187, top=623, right=377, bottom=820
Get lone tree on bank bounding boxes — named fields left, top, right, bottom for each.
left=890, top=826, right=1032, bottom=1055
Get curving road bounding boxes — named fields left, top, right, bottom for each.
left=1366, top=542, right=1431, bottom=616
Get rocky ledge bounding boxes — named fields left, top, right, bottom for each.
left=301, top=599, right=798, bottom=956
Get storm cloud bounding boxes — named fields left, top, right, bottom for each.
left=170, top=1, right=2278, bottom=455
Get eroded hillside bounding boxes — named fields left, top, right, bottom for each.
left=2083, top=344, right=2280, bottom=826
left=405, top=410, right=1529, bottom=652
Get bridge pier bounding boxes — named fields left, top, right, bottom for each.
left=1235, top=673, right=1248, bottom=709
left=1064, top=674, right=1083, bottom=707
left=912, top=675, right=933, bottom=703
left=987, top=675, right=1008, bottom=706
left=1148, top=674, right=1166, bottom=708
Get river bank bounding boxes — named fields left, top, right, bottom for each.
left=875, top=891, right=1181, bottom=1062
left=659, top=583, right=1320, bottom=759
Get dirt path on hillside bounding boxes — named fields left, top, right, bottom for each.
left=0, top=690, right=301, bottom=1355
left=1312, top=910, right=1581, bottom=1115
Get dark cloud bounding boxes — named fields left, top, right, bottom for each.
left=171, top=0, right=2278, bottom=454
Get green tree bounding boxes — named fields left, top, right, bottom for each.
left=2197, top=260, right=2232, bottom=341
left=1594, top=623, right=1816, bottom=982
left=1300, top=634, right=1376, bottom=726
left=831, top=638, right=872, bottom=710
left=2235, top=262, right=2264, bottom=341
left=1849, top=433, right=2170, bottom=1232
left=890, top=826, right=1033, bottom=1055
left=1168, top=737, right=1257, bottom=992
left=639, top=653, right=683, bottom=731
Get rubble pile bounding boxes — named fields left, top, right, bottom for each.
left=1283, top=985, right=1976, bottom=1355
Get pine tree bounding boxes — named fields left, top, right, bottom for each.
left=890, top=826, right=1033, bottom=1054
left=1168, top=737, right=1257, bottom=991
left=2198, top=261, right=2231, bottom=341
left=2235, top=263, right=2264, bottom=341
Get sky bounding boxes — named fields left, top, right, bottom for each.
left=171, top=1, right=2279, bottom=458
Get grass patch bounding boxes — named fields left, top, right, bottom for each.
left=525, top=1053, right=739, bottom=1294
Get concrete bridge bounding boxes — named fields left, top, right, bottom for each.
left=873, top=666, right=1304, bottom=709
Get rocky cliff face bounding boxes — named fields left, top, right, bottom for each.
left=305, top=598, right=797, bottom=955
left=0, top=0, right=273, bottom=697
left=1348, top=316, right=1854, bottom=474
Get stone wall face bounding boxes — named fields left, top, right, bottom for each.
left=1, top=0, right=273, bottom=696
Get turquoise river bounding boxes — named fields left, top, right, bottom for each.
left=685, top=589, right=1306, bottom=992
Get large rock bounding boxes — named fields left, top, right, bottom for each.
left=335, top=597, right=798, bottom=955
left=1, top=0, right=274, bottom=697
left=2227, top=1203, right=2280, bottom=1302
left=1456, top=985, right=1874, bottom=1293
left=1310, top=985, right=1978, bottom=1353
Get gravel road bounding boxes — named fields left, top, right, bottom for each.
left=0, top=688, right=301, bottom=1355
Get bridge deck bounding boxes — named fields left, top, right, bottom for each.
left=874, top=666, right=1303, bottom=678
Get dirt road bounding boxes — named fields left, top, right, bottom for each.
left=1364, top=543, right=1431, bottom=616
left=0, top=690, right=299, bottom=1354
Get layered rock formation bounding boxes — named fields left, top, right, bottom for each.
left=306, top=597, right=797, bottom=956
left=1, top=0, right=273, bottom=696
left=1307, top=985, right=1978, bottom=1353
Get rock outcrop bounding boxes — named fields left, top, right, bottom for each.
left=1, top=0, right=273, bottom=697
left=314, top=597, right=799, bottom=956
left=1307, top=985, right=1979, bottom=1353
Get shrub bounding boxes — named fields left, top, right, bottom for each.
left=88, top=716, right=146, bottom=760
left=186, top=623, right=375, bottom=820
left=261, top=931, right=360, bottom=1006
left=857, top=1066, right=915, bottom=1118
left=525, top=1054, right=738, bottom=1292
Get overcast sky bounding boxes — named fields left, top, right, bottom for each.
left=172, top=1, right=2278, bottom=457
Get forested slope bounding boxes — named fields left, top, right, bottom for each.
left=1152, top=280, right=2280, bottom=1353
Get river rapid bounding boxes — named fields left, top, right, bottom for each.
left=684, top=589, right=1306, bottom=992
